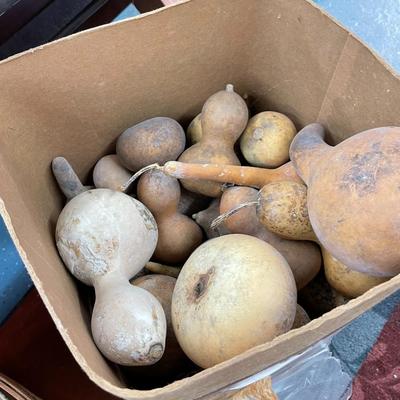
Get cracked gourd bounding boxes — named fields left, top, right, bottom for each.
left=55, top=189, right=166, bottom=366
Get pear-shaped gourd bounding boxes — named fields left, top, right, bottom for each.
left=56, top=189, right=166, bottom=366
left=290, top=123, right=400, bottom=277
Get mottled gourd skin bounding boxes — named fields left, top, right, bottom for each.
left=116, top=117, right=186, bottom=172
left=178, top=85, right=248, bottom=197
left=322, top=248, right=388, bottom=298
left=137, top=170, right=203, bottom=264
left=257, top=181, right=316, bottom=242
left=240, top=112, right=297, bottom=168
left=172, top=234, right=297, bottom=368
left=220, top=186, right=321, bottom=290
left=93, top=154, right=131, bottom=191
left=291, top=124, right=400, bottom=277
left=56, top=189, right=166, bottom=366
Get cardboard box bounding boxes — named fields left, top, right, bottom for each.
left=1, top=0, right=400, bottom=398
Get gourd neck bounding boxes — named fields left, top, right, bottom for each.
left=289, top=123, right=331, bottom=184
left=93, top=269, right=127, bottom=294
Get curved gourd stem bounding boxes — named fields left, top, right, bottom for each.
left=162, top=161, right=302, bottom=189
left=289, top=123, right=331, bottom=184
left=210, top=201, right=258, bottom=230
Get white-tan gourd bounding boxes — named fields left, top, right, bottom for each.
left=56, top=188, right=166, bottom=366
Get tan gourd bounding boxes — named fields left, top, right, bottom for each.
left=186, top=113, right=202, bottom=145
left=172, top=234, right=297, bottom=368
left=292, top=304, right=311, bottom=329
left=240, top=111, right=297, bottom=168
left=137, top=170, right=203, bottom=264
left=178, top=84, right=248, bottom=197
left=93, top=154, right=131, bottom=191
left=256, top=180, right=316, bottom=241
left=56, top=189, right=166, bottom=366
left=290, top=123, right=400, bottom=277
left=192, top=198, right=230, bottom=239
left=161, top=160, right=302, bottom=190
left=52, top=157, right=91, bottom=200
left=131, top=275, right=189, bottom=377
left=116, top=117, right=185, bottom=172
left=322, top=248, right=388, bottom=298
left=219, top=186, right=321, bottom=290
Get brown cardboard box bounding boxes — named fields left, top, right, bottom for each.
left=1, top=0, right=400, bottom=398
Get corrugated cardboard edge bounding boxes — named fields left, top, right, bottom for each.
left=1, top=0, right=400, bottom=399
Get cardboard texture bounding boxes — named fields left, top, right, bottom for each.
left=1, top=0, right=400, bottom=398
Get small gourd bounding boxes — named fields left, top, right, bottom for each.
left=178, top=84, right=248, bottom=197
left=116, top=117, right=186, bottom=172
left=56, top=189, right=166, bottom=366
left=93, top=154, right=131, bottom=191
left=186, top=113, right=202, bottom=144
left=137, top=170, right=203, bottom=264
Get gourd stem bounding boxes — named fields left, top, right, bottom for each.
left=121, top=163, right=162, bottom=193
left=144, top=261, right=181, bottom=278
left=211, top=201, right=259, bottom=230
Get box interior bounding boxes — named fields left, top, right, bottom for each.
left=1, top=0, right=400, bottom=399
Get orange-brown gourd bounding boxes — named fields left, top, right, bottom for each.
left=137, top=170, right=203, bottom=264
left=116, top=117, right=185, bottom=172
left=178, top=84, right=248, bottom=197
left=219, top=186, right=321, bottom=290
left=290, top=123, right=400, bottom=277
left=322, top=248, right=388, bottom=298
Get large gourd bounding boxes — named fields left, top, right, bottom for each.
left=56, top=189, right=166, bottom=366
left=290, top=123, right=400, bottom=277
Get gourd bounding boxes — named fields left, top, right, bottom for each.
left=55, top=189, right=166, bottom=366
left=322, top=248, right=388, bottom=298
left=172, top=234, right=297, bottom=368
left=116, top=117, right=186, bottom=172
left=192, top=198, right=230, bottom=239
left=240, top=111, right=297, bottom=168
left=186, top=113, right=202, bottom=144
left=177, top=188, right=210, bottom=216
left=178, top=84, right=248, bottom=197
left=219, top=186, right=321, bottom=290
left=131, top=275, right=189, bottom=376
left=137, top=170, right=203, bottom=264
left=93, top=154, right=131, bottom=191
left=290, top=123, right=400, bottom=277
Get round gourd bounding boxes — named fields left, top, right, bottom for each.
left=323, top=248, right=388, bottom=298
left=172, top=234, right=297, bottom=368
left=240, top=111, right=297, bottom=168
left=116, top=117, right=185, bottom=172
left=292, top=304, right=311, bottom=329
